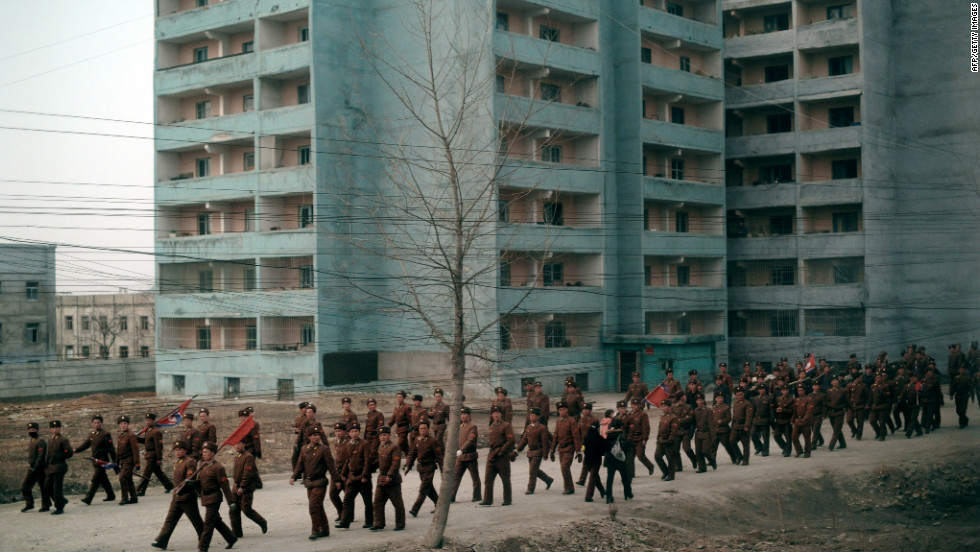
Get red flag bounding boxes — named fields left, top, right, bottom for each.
left=645, top=382, right=669, bottom=407
left=220, top=415, right=255, bottom=449
left=804, top=354, right=817, bottom=376
left=137, top=395, right=196, bottom=437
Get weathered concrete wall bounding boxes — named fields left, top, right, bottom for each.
left=0, top=358, right=155, bottom=402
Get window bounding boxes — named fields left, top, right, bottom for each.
left=197, top=326, right=211, bottom=350
left=544, top=202, right=564, bottom=226
left=769, top=215, right=794, bottom=235
left=297, top=84, right=310, bottom=104
left=197, top=0, right=208, bottom=6
left=173, top=375, right=185, bottom=394
left=301, top=324, right=315, bottom=346
left=539, top=25, right=560, bottom=42
left=827, top=4, right=853, bottom=20
left=641, top=47, right=652, bottom=63
left=833, top=212, right=859, bottom=233
left=496, top=74, right=505, bottom=93
left=81, top=315, right=90, bottom=330
left=119, top=346, right=129, bottom=359
left=300, top=265, right=314, bottom=288
left=667, top=2, right=684, bottom=17
left=243, top=151, right=255, bottom=171
left=245, top=209, right=256, bottom=232
left=676, top=317, right=691, bottom=335
left=760, top=164, right=792, bottom=183
left=299, top=145, right=312, bottom=165
left=26, top=281, right=38, bottom=301
left=246, top=325, right=257, bottom=350
left=99, top=315, right=108, bottom=328
left=140, top=316, right=150, bottom=331
left=670, top=106, right=685, bottom=124
left=299, top=27, right=309, bottom=42
left=81, top=345, right=91, bottom=357
left=242, top=94, right=254, bottom=112
left=195, top=100, right=211, bottom=119
left=25, top=323, right=40, bottom=343
left=119, top=316, right=128, bottom=331
left=298, top=205, right=314, bottom=228
left=541, top=145, right=562, bottom=163
left=277, top=379, right=295, bottom=401
left=193, top=47, right=208, bottom=63
left=199, top=270, right=214, bottom=293
left=763, top=13, right=790, bottom=32
left=828, top=106, right=855, bottom=128
left=500, top=322, right=511, bottom=350
left=198, top=212, right=211, bottom=235
left=771, top=265, right=795, bottom=285
left=670, top=158, right=685, bottom=180
left=242, top=41, right=254, bottom=54
left=540, top=83, right=561, bottom=102
left=833, top=263, right=859, bottom=284
left=767, top=113, right=792, bottom=133
left=496, top=12, right=509, bottom=31
left=675, top=211, right=689, bottom=233
left=497, top=200, right=510, bottom=222
left=828, top=55, right=853, bottom=76
left=545, top=320, right=568, bottom=348
left=244, top=269, right=257, bottom=291
left=831, top=159, right=859, bottom=179
left=499, top=261, right=511, bottom=286
left=679, top=56, right=691, bottom=72
left=770, top=311, right=798, bottom=337
left=65, top=346, right=74, bottom=359
left=224, top=377, right=240, bottom=399
left=64, top=316, right=73, bottom=330
left=764, top=65, right=790, bottom=82
left=543, top=263, right=564, bottom=286
left=140, top=346, right=150, bottom=358
left=196, top=157, right=210, bottom=177
left=676, top=265, right=690, bottom=286
left=99, top=346, right=109, bottom=359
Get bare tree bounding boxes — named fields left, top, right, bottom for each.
left=89, top=314, right=125, bottom=359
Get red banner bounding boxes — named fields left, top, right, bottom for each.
left=220, top=415, right=255, bottom=449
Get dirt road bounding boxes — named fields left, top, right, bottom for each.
left=3, top=397, right=978, bottom=552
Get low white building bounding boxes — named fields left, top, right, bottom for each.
left=56, top=293, right=155, bottom=361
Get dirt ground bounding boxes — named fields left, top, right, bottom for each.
left=1, top=393, right=978, bottom=552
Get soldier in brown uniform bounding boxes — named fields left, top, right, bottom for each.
left=549, top=402, right=582, bottom=494
left=809, top=381, right=827, bottom=448
left=370, top=426, right=405, bottom=531
left=891, top=366, right=909, bottom=431
left=846, top=372, right=870, bottom=439
left=408, top=395, right=429, bottom=452
left=692, top=394, right=716, bottom=472
left=297, top=405, right=319, bottom=464
left=729, top=387, right=754, bottom=465
left=45, top=420, right=73, bottom=514
left=516, top=407, right=553, bottom=494
left=151, top=440, right=204, bottom=550
left=194, top=442, right=237, bottom=551
left=230, top=439, right=267, bottom=537
left=194, top=408, right=218, bottom=461
left=716, top=363, right=734, bottom=391
left=291, top=402, right=310, bottom=469
left=710, top=395, right=738, bottom=464
left=671, top=393, right=697, bottom=470
left=562, top=378, right=585, bottom=420
left=663, top=369, right=683, bottom=403
left=524, top=381, right=537, bottom=427
left=532, top=382, right=551, bottom=427
left=428, top=388, right=451, bottom=449
left=137, top=413, right=174, bottom=495
left=479, top=406, right=515, bottom=507
left=238, top=408, right=262, bottom=489
left=901, top=373, right=924, bottom=437
left=115, top=416, right=141, bottom=505
left=654, top=400, right=682, bottom=481
left=75, top=414, right=116, bottom=504
left=491, top=387, right=514, bottom=425
left=405, top=420, right=441, bottom=517
left=180, top=413, right=198, bottom=460
left=340, top=397, right=358, bottom=427
left=750, top=382, right=772, bottom=456
left=291, top=425, right=341, bottom=540
left=451, top=406, right=481, bottom=502
left=388, top=391, right=412, bottom=454
left=328, top=421, right=349, bottom=522
left=950, top=365, right=974, bottom=428
left=826, top=375, right=848, bottom=450
left=921, top=365, right=942, bottom=432
left=363, top=398, right=385, bottom=461
left=21, top=422, right=50, bottom=512
left=773, top=385, right=795, bottom=455
left=791, top=385, right=814, bottom=457
left=869, top=371, right=893, bottom=441
left=624, top=371, right=649, bottom=408
left=685, top=370, right=704, bottom=406
left=625, top=398, right=654, bottom=476
left=575, top=403, right=597, bottom=486
left=337, top=423, right=373, bottom=529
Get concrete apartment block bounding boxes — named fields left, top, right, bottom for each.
left=0, top=244, right=58, bottom=364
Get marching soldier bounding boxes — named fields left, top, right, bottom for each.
left=921, top=365, right=942, bottom=432
left=751, top=382, right=772, bottom=456
left=516, top=407, right=553, bottom=494
left=549, top=402, right=582, bottom=495
left=328, top=422, right=349, bottom=522
left=491, top=387, right=514, bottom=425
left=773, top=384, right=795, bottom=456
left=115, top=416, right=141, bottom=505
left=532, top=382, right=551, bottom=428
left=479, top=406, right=515, bottom=507
left=869, top=371, right=893, bottom=441
left=791, top=385, right=814, bottom=457
left=524, top=381, right=537, bottom=427
left=826, top=375, right=849, bottom=450
left=337, top=423, right=373, bottom=529
left=238, top=408, right=262, bottom=489
left=685, top=370, right=704, bottom=406
left=75, top=414, right=116, bottom=505
left=710, top=394, right=738, bottom=464
left=180, top=413, right=197, bottom=460
left=340, top=397, right=358, bottom=427
left=451, top=406, right=481, bottom=503
left=809, top=380, right=827, bottom=448
left=663, top=369, right=683, bottom=402
left=901, top=373, right=924, bottom=437
left=671, top=393, right=697, bottom=470
left=692, top=394, right=716, bottom=472
left=625, top=398, right=654, bottom=476
left=137, top=413, right=174, bottom=495
left=290, top=426, right=340, bottom=541
left=370, top=426, right=405, bottom=531
left=408, top=395, right=429, bottom=452
left=151, top=440, right=204, bottom=550
left=405, top=420, right=441, bottom=517
left=428, top=388, right=451, bottom=449
left=713, top=374, right=732, bottom=406
left=624, top=371, right=649, bottom=408
left=194, top=442, right=237, bottom=552
left=716, top=362, right=733, bottom=390
left=846, top=373, right=869, bottom=440
left=950, top=365, right=974, bottom=428
left=364, top=398, right=385, bottom=461
left=575, top=403, right=596, bottom=487
left=654, top=400, right=682, bottom=481
left=193, top=408, right=218, bottom=461
left=562, top=378, right=585, bottom=420
left=580, top=418, right=606, bottom=502
left=388, top=391, right=412, bottom=454
left=892, top=366, right=909, bottom=431
left=730, top=387, right=753, bottom=465
left=230, top=439, right=267, bottom=537
left=291, top=402, right=310, bottom=469
left=21, top=422, right=50, bottom=512
left=45, top=420, right=73, bottom=515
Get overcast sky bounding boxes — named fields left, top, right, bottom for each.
left=0, top=1, right=155, bottom=294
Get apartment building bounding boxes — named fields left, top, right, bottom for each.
left=153, top=0, right=728, bottom=397
left=55, top=293, right=155, bottom=361
left=0, top=244, right=58, bottom=364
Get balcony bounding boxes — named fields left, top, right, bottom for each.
left=496, top=224, right=603, bottom=252
left=643, top=233, right=726, bottom=257
left=642, top=287, right=726, bottom=312
left=725, top=79, right=794, bottom=108
left=726, top=182, right=795, bottom=209
left=642, top=64, right=723, bottom=101
left=156, top=228, right=316, bottom=261
left=639, top=6, right=722, bottom=50
left=157, top=289, right=316, bottom=318
left=644, top=176, right=724, bottom=205
left=157, top=0, right=262, bottom=39
left=798, top=126, right=861, bottom=153
left=798, top=232, right=864, bottom=258
left=728, top=285, right=802, bottom=309
left=797, top=18, right=859, bottom=52
left=498, top=0, right=599, bottom=20
left=158, top=165, right=314, bottom=204
left=156, top=104, right=313, bottom=152
left=727, top=234, right=798, bottom=260
left=494, top=93, right=600, bottom=135
left=797, top=73, right=862, bottom=99
left=724, top=30, right=794, bottom=59
left=498, top=160, right=598, bottom=194
left=642, top=119, right=724, bottom=153
left=155, top=41, right=311, bottom=96
left=799, top=179, right=863, bottom=206
left=497, top=287, right=604, bottom=313
left=726, top=131, right=795, bottom=158
left=493, top=31, right=600, bottom=76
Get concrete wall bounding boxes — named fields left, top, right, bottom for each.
left=0, top=358, right=155, bottom=402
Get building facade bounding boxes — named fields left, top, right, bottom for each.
left=0, top=244, right=58, bottom=365
left=55, top=293, right=156, bottom=361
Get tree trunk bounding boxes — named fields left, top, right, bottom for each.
left=424, top=346, right=465, bottom=548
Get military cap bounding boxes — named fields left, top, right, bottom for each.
left=173, top=440, right=189, bottom=450
left=661, top=399, right=672, bottom=407
left=796, top=361, right=804, bottom=366
left=616, top=400, right=627, bottom=408
left=631, top=371, right=641, bottom=377
left=719, top=362, right=727, bottom=368
left=347, top=422, right=361, bottom=431
left=695, top=393, right=706, bottom=401
left=92, top=414, right=103, bottom=422
left=416, top=419, right=430, bottom=427
left=780, top=357, right=788, bottom=362
left=306, top=404, right=317, bottom=413
left=146, top=413, right=157, bottom=420
left=689, top=369, right=698, bottom=376
left=202, top=441, right=218, bottom=452
left=199, top=408, right=210, bottom=415
left=818, top=357, right=826, bottom=362
left=237, top=409, right=249, bottom=417
left=582, top=403, right=593, bottom=410
left=412, top=394, right=424, bottom=402
left=184, top=412, right=194, bottom=421
left=379, top=426, right=392, bottom=434
left=460, top=406, right=472, bottom=415
left=565, top=379, right=577, bottom=387
left=743, top=361, right=751, bottom=366
left=495, top=386, right=508, bottom=396
left=490, top=405, right=504, bottom=414
left=396, top=390, right=407, bottom=398
left=865, top=364, right=874, bottom=370
left=299, top=401, right=310, bottom=410
left=630, top=398, right=642, bottom=405
left=534, top=381, right=543, bottom=387
left=307, top=425, right=323, bottom=436
left=117, top=415, right=130, bottom=424
left=28, top=422, right=39, bottom=430
left=556, top=401, right=568, bottom=409
left=529, top=407, right=542, bottom=416
left=715, top=374, right=724, bottom=381
left=734, top=386, right=746, bottom=394
left=333, top=422, right=347, bottom=431
left=433, top=388, right=444, bottom=395
left=245, top=406, right=254, bottom=414
left=848, top=353, right=856, bottom=359
left=665, top=368, right=674, bottom=374
left=366, top=398, right=377, bottom=405
left=341, top=397, right=351, bottom=404
left=755, top=361, right=763, bottom=366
